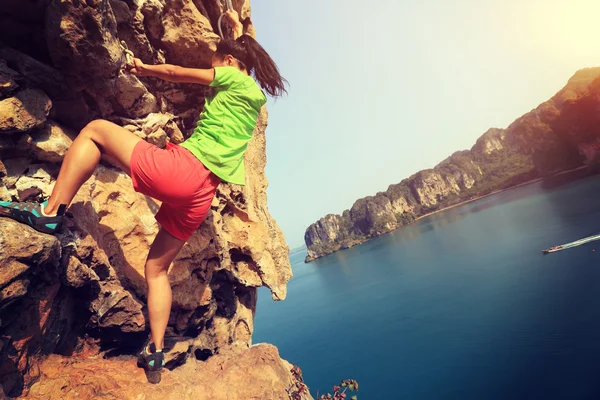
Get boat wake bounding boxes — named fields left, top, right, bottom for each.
left=542, top=234, right=600, bottom=254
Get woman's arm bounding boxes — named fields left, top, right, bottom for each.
left=128, top=10, right=243, bottom=84
left=129, top=58, right=215, bottom=85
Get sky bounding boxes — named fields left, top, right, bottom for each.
left=250, top=0, right=600, bottom=248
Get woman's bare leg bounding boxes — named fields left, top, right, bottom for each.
left=44, top=119, right=142, bottom=214
left=45, top=119, right=183, bottom=351
left=145, top=228, right=186, bottom=350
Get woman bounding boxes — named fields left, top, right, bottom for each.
left=0, top=10, right=286, bottom=375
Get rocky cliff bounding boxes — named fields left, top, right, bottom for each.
left=0, top=1, right=301, bottom=399
left=305, top=68, right=600, bottom=262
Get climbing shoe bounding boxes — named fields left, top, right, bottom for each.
left=0, top=200, right=66, bottom=234
left=138, top=340, right=165, bottom=383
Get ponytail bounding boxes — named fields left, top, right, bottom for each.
left=215, top=34, right=288, bottom=98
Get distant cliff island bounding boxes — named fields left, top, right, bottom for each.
left=304, top=67, right=600, bottom=262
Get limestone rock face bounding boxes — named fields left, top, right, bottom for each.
left=114, top=71, right=159, bottom=117
left=0, top=220, right=61, bottom=310
left=0, top=0, right=294, bottom=397
left=304, top=214, right=346, bottom=261
left=305, top=214, right=345, bottom=245
left=24, top=344, right=313, bottom=400
left=0, top=47, right=90, bottom=129
left=45, top=0, right=122, bottom=90
left=45, top=0, right=159, bottom=118
left=0, top=221, right=64, bottom=397
left=161, top=0, right=220, bottom=68
left=408, top=170, right=460, bottom=208
left=350, top=194, right=397, bottom=236
left=472, top=128, right=506, bottom=155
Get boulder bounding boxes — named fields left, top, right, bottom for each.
left=0, top=89, right=52, bottom=134
left=28, top=121, right=76, bottom=163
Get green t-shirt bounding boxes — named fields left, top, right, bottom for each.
left=180, top=66, right=266, bottom=185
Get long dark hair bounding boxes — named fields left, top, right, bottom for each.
left=215, top=34, right=288, bottom=98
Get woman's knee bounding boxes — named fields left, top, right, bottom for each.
left=80, top=119, right=112, bottom=141
left=145, top=261, right=169, bottom=281
left=78, top=120, right=99, bottom=142
left=84, top=119, right=110, bottom=132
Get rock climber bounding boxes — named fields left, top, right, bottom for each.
left=0, top=9, right=286, bottom=379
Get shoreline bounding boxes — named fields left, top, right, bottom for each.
left=305, top=166, right=593, bottom=263
left=414, top=166, right=589, bottom=222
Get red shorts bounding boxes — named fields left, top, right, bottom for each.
left=130, top=140, right=220, bottom=241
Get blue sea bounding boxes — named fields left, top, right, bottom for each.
left=254, top=172, right=600, bottom=399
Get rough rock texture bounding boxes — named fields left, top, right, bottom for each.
left=161, top=0, right=220, bottom=68
left=0, top=60, right=19, bottom=98
left=306, top=68, right=600, bottom=261
left=350, top=193, right=398, bottom=236
left=0, top=0, right=295, bottom=398
left=24, top=344, right=312, bottom=400
left=472, top=128, right=505, bottom=155
left=25, top=121, right=76, bottom=163
left=0, top=89, right=52, bottom=134
left=0, top=220, right=61, bottom=309
left=0, top=47, right=90, bottom=129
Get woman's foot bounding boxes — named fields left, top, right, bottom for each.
left=0, top=199, right=66, bottom=234
left=137, top=340, right=165, bottom=384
